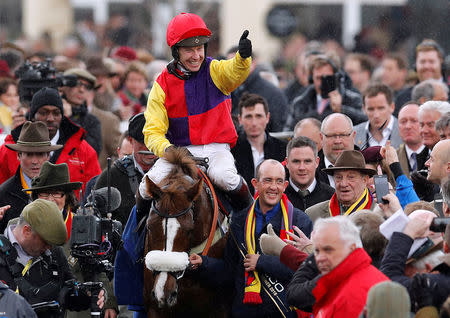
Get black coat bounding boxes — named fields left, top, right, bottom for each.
left=94, top=155, right=144, bottom=227
left=232, top=131, right=287, bottom=195
left=380, top=232, right=450, bottom=308
left=284, top=180, right=335, bottom=211
left=231, top=69, right=288, bottom=132
left=0, top=169, right=30, bottom=233
left=0, top=235, right=74, bottom=305
left=284, top=85, right=366, bottom=131
left=195, top=203, right=312, bottom=318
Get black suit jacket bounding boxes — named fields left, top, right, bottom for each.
left=285, top=180, right=335, bottom=211
left=0, top=169, right=30, bottom=233
left=232, top=131, right=287, bottom=195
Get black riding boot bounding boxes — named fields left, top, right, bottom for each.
left=228, top=177, right=254, bottom=212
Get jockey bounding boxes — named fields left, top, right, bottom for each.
left=140, top=12, right=253, bottom=210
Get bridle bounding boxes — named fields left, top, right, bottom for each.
left=149, top=199, right=195, bottom=280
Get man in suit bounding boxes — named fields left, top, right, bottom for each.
left=355, top=83, right=402, bottom=149
left=397, top=102, right=427, bottom=178
left=232, top=93, right=286, bottom=195
left=284, top=136, right=334, bottom=211
left=0, top=121, right=61, bottom=233
left=317, top=113, right=356, bottom=188
left=306, top=150, right=376, bottom=223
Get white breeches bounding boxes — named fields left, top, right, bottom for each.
left=140, top=143, right=240, bottom=198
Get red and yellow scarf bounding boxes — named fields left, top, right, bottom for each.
left=243, top=193, right=293, bottom=304
left=328, top=188, right=373, bottom=217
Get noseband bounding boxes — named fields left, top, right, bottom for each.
left=147, top=200, right=194, bottom=280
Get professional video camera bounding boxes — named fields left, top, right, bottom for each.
left=15, top=58, right=77, bottom=104
left=31, top=279, right=103, bottom=318
left=70, top=186, right=122, bottom=280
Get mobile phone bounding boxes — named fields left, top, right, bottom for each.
left=429, top=217, right=450, bottom=232
left=374, top=175, right=389, bottom=204
left=320, top=74, right=338, bottom=98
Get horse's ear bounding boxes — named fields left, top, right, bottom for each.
left=145, top=175, right=163, bottom=200
left=186, top=179, right=203, bottom=202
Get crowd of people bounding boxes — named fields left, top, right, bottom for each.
left=0, top=10, right=449, bottom=318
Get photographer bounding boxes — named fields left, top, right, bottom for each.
left=61, top=68, right=102, bottom=155
left=379, top=201, right=450, bottom=311
left=0, top=200, right=106, bottom=316
left=284, top=54, right=366, bottom=131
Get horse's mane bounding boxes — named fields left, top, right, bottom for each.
left=157, top=148, right=201, bottom=212
left=163, top=147, right=198, bottom=180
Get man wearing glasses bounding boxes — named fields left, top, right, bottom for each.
left=61, top=68, right=102, bottom=155
left=317, top=113, right=357, bottom=188
left=0, top=87, right=101, bottom=192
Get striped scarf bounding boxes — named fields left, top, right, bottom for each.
left=243, top=193, right=293, bottom=304
left=328, top=188, right=373, bottom=217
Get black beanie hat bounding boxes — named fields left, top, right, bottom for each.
left=30, top=87, right=64, bottom=119
left=128, top=113, right=146, bottom=144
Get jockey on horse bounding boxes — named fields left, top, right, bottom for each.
left=139, top=12, right=254, bottom=211
left=115, top=13, right=253, bottom=317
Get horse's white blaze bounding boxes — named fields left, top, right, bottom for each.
left=164, top=218, right=180, bottom=252
left=153, top=218, right=181, bottom=304
left=154, top=271, right=167, bottom=304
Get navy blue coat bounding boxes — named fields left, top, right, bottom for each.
left=196, top=204, right=312, bottom=318
left=380, top=232, right=450, bottom=308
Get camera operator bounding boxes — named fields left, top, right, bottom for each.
left=0, top=199, right=106, bottom=316
left=284, top=54, right=367, bottom=131
left=60, top=68, right=102, bottom=156
left=26, top=161, right=118, bottom=317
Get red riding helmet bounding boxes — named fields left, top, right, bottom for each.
left=166, top=13, right=211, bottom=48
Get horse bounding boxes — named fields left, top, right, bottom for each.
left=141, top=148, right=229, bottom=317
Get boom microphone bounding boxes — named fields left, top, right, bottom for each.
left=87, top=187, right=121, bottom=216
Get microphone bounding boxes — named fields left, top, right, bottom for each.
left=87, top=187, right=121, bottom=216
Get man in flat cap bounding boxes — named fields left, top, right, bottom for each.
left=305, top=150, right=377, bottom=223
left=0, top=199, right=106, bottom=313
left=0, top=121, right=61, bottom=233
left=61, top=68, right=102, bottom=155
left=0, top=87, right=101, bottom=191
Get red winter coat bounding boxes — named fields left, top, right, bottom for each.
left=280, top=244, right=309, bottom=271
left=0, top=118, right=101, bottom=191
left=312, top=248, right=389, bottom=318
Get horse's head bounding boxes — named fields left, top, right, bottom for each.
left=143, top=151, right=204, bottom=308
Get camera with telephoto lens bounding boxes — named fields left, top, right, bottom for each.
left=15, top=58, right=78, bottom=104
left=70, top=187, right=122, bottom=279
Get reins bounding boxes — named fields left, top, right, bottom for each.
left=197, top=168, right=219, bottom=256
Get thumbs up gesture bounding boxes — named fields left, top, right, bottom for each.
left=238, top=30, right=252, bottom=58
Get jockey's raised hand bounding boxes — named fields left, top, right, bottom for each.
left=189, top=253, right=202, bottom=270
left=238, top=30, right=252, bottom=58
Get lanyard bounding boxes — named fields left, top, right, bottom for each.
left=15, top=259, right=32, bottom=294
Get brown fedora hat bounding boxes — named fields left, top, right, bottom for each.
left=322, top=150, right=377, bottom=176
left=6, top=121, right=63, bottom=153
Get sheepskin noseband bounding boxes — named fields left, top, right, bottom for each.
left=145, top=250, right=190, bottom=272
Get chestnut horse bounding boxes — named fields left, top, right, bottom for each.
left=142, top=148, right=229, bottom=317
